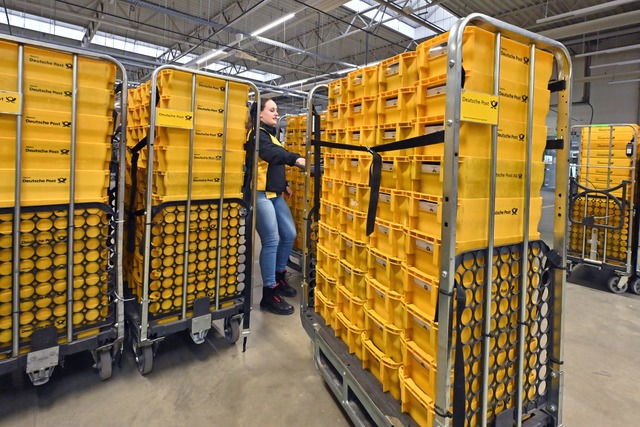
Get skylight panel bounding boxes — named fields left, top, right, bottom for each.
left=0, top=7, right=85, bottom=41
left=92, top=31, right=168, bottom=58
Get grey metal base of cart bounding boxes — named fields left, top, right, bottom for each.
left=301, top=309, right=415, bottom=427
left=0, top=327, right=121, bottom=385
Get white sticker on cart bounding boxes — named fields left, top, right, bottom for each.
left=384, top=130, right=396, bottom=140
left=379, top=193, right=391, bottom=203
left=422, top=163, right=440, bottom=174
left=419, top=200, right=438, bottom=213
left=386, top=97, right=398, bottom=108
left=376, top=257, right=387, bottom=268
left=416, top=238, right=434, bottom=253
left=378, top=225, right=389, bottom=235
left=382, top=162, right=394, bottom=171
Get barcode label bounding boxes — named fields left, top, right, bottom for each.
left=376, top=257, right=387, bottom=268
left=379, top=193, right=391, bottom=203
left=384, top=130, right=396, bottom=139
left=382, top=162, right=394, bottom=171
left=378, top=225, right=389, bottom=235
left=386, top=97, right=398, bottom=108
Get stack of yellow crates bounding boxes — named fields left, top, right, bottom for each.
left=123, top=69, right=250, bottom=319
left=284, top=112, right=325, bottom=253
left=315, top=25, right=554, bottom=426
left=568, top=124, right=640, bottom=265
left=0, top=40, right=117, bottom=355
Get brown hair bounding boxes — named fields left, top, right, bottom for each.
left=246, top=97, right=272, bottom=130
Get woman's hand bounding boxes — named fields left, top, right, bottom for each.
left=295, top=157, right=306, bottom=170
left=285, top=185, right=292, bottom=197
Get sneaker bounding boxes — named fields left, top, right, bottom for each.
left=259, top=285, right=294, bottom=315
left=275, top=269, right=297, bottom=298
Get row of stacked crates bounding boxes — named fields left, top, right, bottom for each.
left=124, top=69, right=250, bottom=320
left=568, top=124, right=640, bottom=266
left=284, top=113, right=326, bottom=253
left=314, top=25, right=554, bottom=426
left=0, top=40, right=117, bottom=357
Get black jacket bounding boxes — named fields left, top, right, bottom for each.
left=249, top=124, right=301, bottom=193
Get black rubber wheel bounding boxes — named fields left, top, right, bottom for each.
left=134, top=342, right=154, bottom=375
left=224, top=317, right=241, bottom=344
left=97, top=349, right=113, bottom=381
left=629, top=277, right=640, bottom=295
left=607, top=275, right=628, bottom=294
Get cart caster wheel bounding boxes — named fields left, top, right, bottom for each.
left=224, top=317, right=241, bottom=344
left=607, top=276, right=628, bottom=294
left=629, top=277, right=640, bottom=295
left=97, top=349, right=113, bottom=381
left=133, top=342, right=153, bottom=375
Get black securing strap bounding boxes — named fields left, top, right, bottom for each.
left=548, top=80, right=566, bottom=93
left=434, top=406, right=454, bottom=418
left=452, top=286, right=466, bottom=427
left=550, top=357, right=564, bottom=365
left=546, top=249, right=564, bottom=269
left=126, top=136, right=149, bottom=252
left=545, top=138, right=564, bottom=150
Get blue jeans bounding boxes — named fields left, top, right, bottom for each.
left=255, top=192, right=297, bottom=287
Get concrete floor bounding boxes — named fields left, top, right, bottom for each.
left=1, top=189, right=639, bottom=426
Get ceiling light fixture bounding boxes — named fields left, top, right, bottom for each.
left=575, top=43, right=640, bottom=58
left=196, top=49, right=225, bottom=65
left=608, top=78, right=640, bottom=85
left=251, top=13, right=296, bottom=37
left=536, top=0, right=638, bottom=24
left=590, top=59, right=640, bottom=69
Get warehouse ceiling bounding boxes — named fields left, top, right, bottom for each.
left=1, top=0, right=639, bottom=113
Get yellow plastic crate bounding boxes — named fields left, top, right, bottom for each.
left=318, top=221, right=341, bottom=255
left=578, top=165, right=633, bottom=178
left=390, top=190, right=411, bottom=226
left=316, top=266, right=338, bottom=302
left=364, top=305, right=402, bottom=364
left=314, top=289, right=337, bottom=329
left=343, top=181, right=370, bottom=213
left=157, top=95, right=247, bottom=128
left=367, top=246, right=404, bottom=295
left=0, top=169, right=109, bottom=207
left=380, top=155, right=406, bottom=189
left=336, top=284, right=366, bottom=329
left=404, top=303, right=439, bottom=360
left=316, top=243, right=339, bottom=279
left=320, top=200, right=341, bottom=228
left=341, top=154, right=373, bottom=184
left=369, top=218, right=406, bottom=261
left=323, top=153, right=340, bottom=180
left=334, top=311, right=365, bottom=359
left=156, top=123, right=246, bottom=150
left=328, top=77, right=348, bottom=105
left=321, top=177, right=343, bottom=204
left=13, top=45, right=117, bottom=89
left=401, top=338, right=437, bottom=400
left=580, top=125, right=638, bottom=142
left=339, top=258, right=367, bottom=300
left=402, top=264, right=439, bottom=322
left=326, top=105, right=340, bottom=131
left=0, top=139, right=111, bottom=170
left=415, top=76, right=551, bottom=124
left=1, top=109, right=113, bottom=144
left=142, top=168, right=244, bottom=199
left=346, top=125, right=377, bottom=148
left=379, top=51, right=419, bottom=92
left=362, top=337, right=402, bottom=400
left=578, top=148, right=633, bottom=161
left=339, top=232, right=368, bottom=268
left=339, top=207, right=368, bottom=241
left=376, top=187, right=394, bottom=222
left=157, top=69, right=250, bottom=106
left=5, top=76, right=116, bottom=116
left=376, top=123, right=415, bottom=155
left=404, top=155, right=545, bottom=198
left=399, top=367, right=436, bottom=427
left=416, top=26, right=553, bottom=88
left=153, top=147, right=245, bottom=173
left=407, top=193, right=543, bottom=242
left=365, top=275, right=405, bottom=329
left=347, top=96, right=377, bottom=127
left=378, top=88, right=417, bottom=125
left=579, top=156, right=634, bottom=169
left=348, top=65, right=379, bottom=99
left=412, top=118, right=548, bottom=162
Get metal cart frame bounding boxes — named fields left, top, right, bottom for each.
left=0, top=34, right=127, bottom=384
left=567, top=124, right=640, bottom=294
left=299, top=13, right=572, bottom=427
left=124, top=65, right=258, bottom=374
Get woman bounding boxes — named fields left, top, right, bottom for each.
left=247, top=98, right=306, bottom=315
